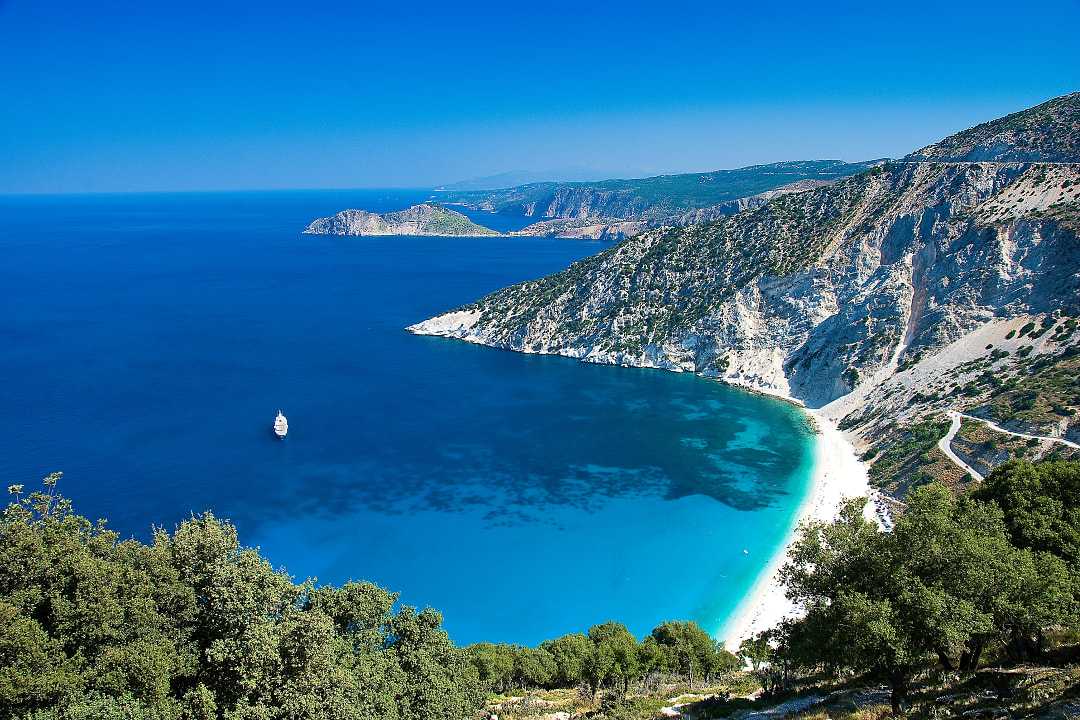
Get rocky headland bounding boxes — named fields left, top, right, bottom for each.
left=412, top=91, right=1080, bottom=511
left=304, top=203, right=499, bottom=237
left=410, top=92, right=1080, bottom=646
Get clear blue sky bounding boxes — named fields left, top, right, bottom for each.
left=2, top=0, right=1078, bottom=193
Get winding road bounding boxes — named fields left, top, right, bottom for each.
left=938, top=411, right=985, bottom=482
left=956, top=411, right=1080, bottom=450
left=938, top=410, right=1079, bottom=482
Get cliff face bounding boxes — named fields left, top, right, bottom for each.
left=412, top=94, right=1080, bottom=467
left=438, top=161, right=878, bottom=239
left=506, top=179, right=838, bottom=241
left=304, top=204, right=498, bottom=236
left=414, top=162, right=1079, bottom=401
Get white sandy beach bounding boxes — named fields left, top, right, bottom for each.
left=720, top=409, right=873, bottom=650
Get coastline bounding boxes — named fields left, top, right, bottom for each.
left=719, top=407, right=872, bottom=650
left=405, top=314, right=879, bottom=649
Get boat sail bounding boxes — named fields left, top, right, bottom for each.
left=273, top=410, right=288, bottom=438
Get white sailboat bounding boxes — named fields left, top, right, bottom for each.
left=273, top=410, right=288, bottom=438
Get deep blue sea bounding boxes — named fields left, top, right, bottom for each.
left=0, top=190, right=815, bottom=645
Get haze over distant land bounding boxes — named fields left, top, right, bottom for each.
left=1, top=2, right=1078, bottom=193
left=436, top=160, right=879, bottom=240
left=436, top=167, right=645, bottom=192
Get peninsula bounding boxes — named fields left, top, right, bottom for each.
left=303, top=202, right=499, bottom=237
left=411, top=92, right=1080, bottom=646
left=438, top=160, right=880, bottom=241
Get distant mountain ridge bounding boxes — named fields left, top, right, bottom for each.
left=303, top=203, right=498, bottom=237
left=435, top=167, right=627, bottom=192
left=438, top=160, right=880, bottom=240
left=412, top=92, right=1080, bottom=502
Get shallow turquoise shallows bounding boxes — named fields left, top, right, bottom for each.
left=0, top=190, right=816, bottom=646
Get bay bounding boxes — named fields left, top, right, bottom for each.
left=0, top=190, right=815, bottom=645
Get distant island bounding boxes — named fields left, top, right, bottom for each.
left=303, top=203, right=499, bottom=237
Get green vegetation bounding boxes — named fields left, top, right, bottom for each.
left=403, top=204, right=499, bottom=236
left=973, top=459, right=1080, bottom=563
left=7, top=461, right=1080, bottom=719
left=750, top=460, right=1080, bottom=715
left=0, top=474, right=483, bottom=719
left=986, top=345, right=1080, bottom=432
left=465, top=620, right=739, bottom=699
left=865, top=420, right=960, bottom=493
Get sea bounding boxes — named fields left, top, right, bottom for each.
left=0, top=189, right=816, bottom=646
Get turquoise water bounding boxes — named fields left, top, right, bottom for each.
left=0, top=190, right=815, bottom=645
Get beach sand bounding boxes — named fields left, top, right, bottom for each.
left=720, top=408, right=874, bottom=650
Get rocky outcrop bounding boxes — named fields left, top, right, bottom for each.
left=304, top=203, right=498, bottom=236
left=411, top=93, right=1080, bottom=464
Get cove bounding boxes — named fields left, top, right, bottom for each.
left=0, top=190, right=816, bottom=646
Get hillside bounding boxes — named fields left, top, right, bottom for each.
left=412, top=93, right=1080, bottom=496
left=437, top=160, right=879, bottom=240
left=906, top=92, right=1080, bottom=163
left=303, top=203, right=499, bottom=236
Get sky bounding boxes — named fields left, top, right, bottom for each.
left=2, top=0, right=1078, bottom=194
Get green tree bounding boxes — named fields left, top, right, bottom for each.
left=540, top=633, right=592, bottom=687
left=637, top=635, right=668, bottom=686
left=738, top=628, right=793, bottom=696
left=584, top=622, right=640, bottom=695
left=704, top=644, right=741, bottom=684
left=0, top=477, right=197, bottom=716
left=648, top=621, right=717, bottom=688
left=971, top=459, right=1080, bottom=658
left=781, top=484, right=1075, bottom=712
left=973, top=459, right=1080, bottom=562
left=0, top=475, right=485, bottom=720
left=467, top=642, right=516, bottom=692
left=388, top=606, right=484, bottom=720
left=512, top=646, right=556, bottom=689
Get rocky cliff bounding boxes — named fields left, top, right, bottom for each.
left=412, top=93, right=1080, bottom=493
left=438, top=160, right=878, bottom=240
left=506, top=179, right=838, bottom=241
left=304, top=203, right=498, bottom=236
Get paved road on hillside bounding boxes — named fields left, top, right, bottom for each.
left=957, top=412, right=1080, bottom=450
left=938, top=410, right=1080, bottom=481
left=938, top=411, right=985, bottom=482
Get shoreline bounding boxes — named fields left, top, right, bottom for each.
left=404, top=318, right=876, bottom=649
left=719, top=407, right=872, bottom=650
